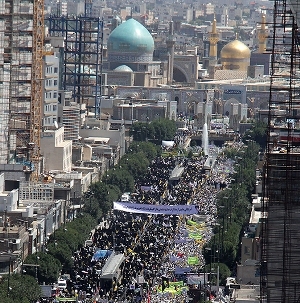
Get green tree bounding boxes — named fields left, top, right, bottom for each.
left=220, top=241, right=237, bottom=268
left=0, top=274, right=41, bottom=303
left=120, top=152, right=149, bottom=180
left=105, top=168, right=135, bottom=193
left=107, top=184, right=122, bottom=204
left=128, top=141, right=160, bottom=159
left=187, top=150, right=194, bottom=158
left=130, top=119, right=176, bottom=143
left=83, top=196, right=103, bottom=218
left=88, top=182, right=112, bottom=214
left=24, top=252, right=61, bottom=284
left=47, top=241, right=73, bottom=272
left=244, top=121, right=267, bottom=149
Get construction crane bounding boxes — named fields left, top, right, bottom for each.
left=30, top=0, right=44, bottom=182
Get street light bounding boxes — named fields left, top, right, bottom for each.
left=22, top=263, right=40, bottom=282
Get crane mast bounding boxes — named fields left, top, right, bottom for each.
left=30, top=0, right=44, bottom=182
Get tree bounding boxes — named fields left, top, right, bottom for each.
left=47, top=241, right=73, bottom=272
left=130, top=119, right=176, bottom=143
left=213, top=263, right=231, bottom=286
left=220, top=241, right=237, bottom=268
left=0, top=274, right=41, bottom=303
left=187, top=150, right=194, bottom=158
left=88, top=182, right=112, bottom=214
left=119, top=152, right=149, bottom=180
left=83, top=196, right=103, bottom=218
left=24, top=252, right=61, bottom=284
left=244, top=121, right=267, bottom=149
left=105, top=168, right=135, bottom=193
left=128, top=141, right=160, bottom=159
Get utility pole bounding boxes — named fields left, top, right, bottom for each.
left=7, top=256, right=11, bottom=297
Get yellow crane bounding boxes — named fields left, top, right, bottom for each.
left=30, top=0, right=44, bottom=182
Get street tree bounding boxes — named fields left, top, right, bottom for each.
left=0, top=274, right=41, bottom=303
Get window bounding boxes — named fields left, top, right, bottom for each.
left=53, top=92, right=57, bottom=98
left=53, top=80, right=58, bottom=86
left=54, top=67, right=58, bottom=73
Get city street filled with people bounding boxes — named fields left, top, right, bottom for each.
left=58, top=143, right=237, bottom=303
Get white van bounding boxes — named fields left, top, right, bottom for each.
left=58, top=279, right=67, bottom=290
left=121, top=193, right=130, bottom=202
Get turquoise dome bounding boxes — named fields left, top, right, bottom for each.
left=107, top=18, right=154, bottom=58
left=114, top=65, right=133, bottom=72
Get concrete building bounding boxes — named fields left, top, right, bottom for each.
left=0, top=171, right=65, bottom=275
left=43, top=51, right=59, bottom=128
left=40, top=127, right=72, bottom=173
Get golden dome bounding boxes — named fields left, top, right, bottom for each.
left=221, top=39, right=251, bottom=59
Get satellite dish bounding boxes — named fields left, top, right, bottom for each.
left=54, top=121, right=58, bottom=129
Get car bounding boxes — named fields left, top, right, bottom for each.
left=121, top=193, right=130, bottom=202
left=57, top=279, right=67, bottom=290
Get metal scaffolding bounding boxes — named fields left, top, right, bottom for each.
left=0, top=0, right=34, bottom=165
left=48, top=2, right=103, bottom=117
left=261, top=0, right=300, bottom=302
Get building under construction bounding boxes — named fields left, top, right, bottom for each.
left=261, top=0, right=300, bottom=302
left=0, top=0, right=34, bottom=166
left=48, top=0, right=103, bottom=117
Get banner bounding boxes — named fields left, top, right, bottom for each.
left=187, top=274, right=206, bottom=285
left=157, top=281, right=188, bottom=294
left=174, top=267, right=192, bottom=275
left=113, top=202, right=199, bottom=215
left=187, top=256, right=200, bottom=265
left=174, top=237, right=192, bottom=244
left=188, top=232, right=203, bottom=240
left=92, top=249, right=112, bottom=261
left=141, top=185, right=152, bottom=192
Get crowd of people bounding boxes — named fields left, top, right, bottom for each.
left=58, top=143, right=236, bottom=303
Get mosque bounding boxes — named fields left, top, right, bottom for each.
left=103, top=18, right=168, bottom=87
left=103, top=15, right=269, bottom=86
left=102, top=16, right=269, bottom=130
left=103, top=17, right=199, bottom=88
left=207, top=15, right=269, bottom=81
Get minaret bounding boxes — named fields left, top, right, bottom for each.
left=209, top=15, right=219, bottom=65
left=166, top=21, right=176, bottom=85
left=258, top=14, right=267, bottom=53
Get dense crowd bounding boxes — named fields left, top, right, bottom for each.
left=58, top=144, right=236, bottom=303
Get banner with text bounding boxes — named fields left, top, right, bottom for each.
left=113, top=202, right=198, bottom=215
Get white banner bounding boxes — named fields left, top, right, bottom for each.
left=113, top=202, right=198, bottom=215
left=187, top=274, right=206, bottom=285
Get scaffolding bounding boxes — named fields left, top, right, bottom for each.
left=261, top=0, right=300, bottom=302
left=0, top=0, right=35, bottom=166
left=19, top=181, right=54, bottom=203
left=48, top=1, right=103, bottom=117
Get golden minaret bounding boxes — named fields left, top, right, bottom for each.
left=209, top=15, right=219, bottom=59
left=258, top=14, right=267, bottom=53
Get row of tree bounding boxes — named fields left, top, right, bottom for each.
left=130, top=118, right=177, bottom=143
left=0, top=141, right=159, bottom=302
left=203, top=122, right=267, bottom=283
